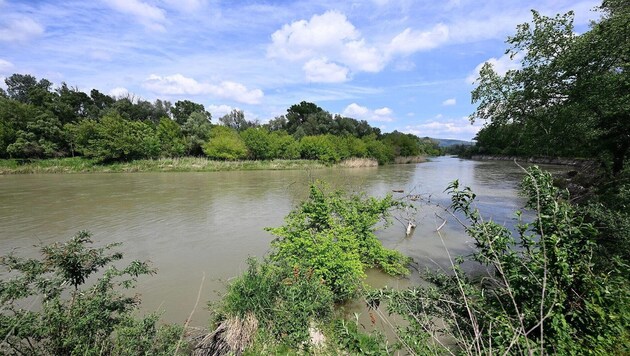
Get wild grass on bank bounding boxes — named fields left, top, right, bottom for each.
left=0, top=157, right=327, bottom=174
left=394, top=156, right=427, bottom=164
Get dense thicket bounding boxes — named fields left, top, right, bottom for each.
left=469, top=0, right=629, bottom=174
left=0, top=80, right=440, bottom=164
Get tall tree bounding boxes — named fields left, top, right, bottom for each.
left=471, top=4, right=629, bottom=172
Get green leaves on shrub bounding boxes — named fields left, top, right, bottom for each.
left=0, top=231, right=185, bottom=355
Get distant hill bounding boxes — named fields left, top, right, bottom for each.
left=430, top=138, right=474, bottom=147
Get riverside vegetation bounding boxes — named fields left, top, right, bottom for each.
left=1, top=0, right=629, bottom=354
left=0, top=78, right=442, bottom=173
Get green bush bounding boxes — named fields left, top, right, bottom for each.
left=202, top=125, right=248, bottom=160
left=267, top=183, right=409, bottom=301
left=87, top=113, right=160, bottom=162
left=157, top=117, right=186, bottom=157
left=367, top=167, right=630, bottom=355
left=0, top=231, right=185, bottom=355
left=299, top=135, right=340, bottom=163
left=240, top=127, right=272, bottom=160
left=268, top=131, right=300, bottom=159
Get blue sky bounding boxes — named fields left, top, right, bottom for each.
left=0, top=0, right=602, bottom=140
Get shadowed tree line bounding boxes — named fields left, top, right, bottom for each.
left=0, top=79, right=441, bottom=164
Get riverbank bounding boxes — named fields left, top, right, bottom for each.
left=0, top=156, right=425, bottom=174
left=0, top=157, right=329, bottom=174
left=470, top=154, right=593, bottom=167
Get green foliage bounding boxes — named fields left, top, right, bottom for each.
left=6, top=112, right=64, bottom=158
left=0, top=231, right=184, bottom=355
left=172, top=99, right=209, bottom=125
left=471, top=3, right=629, bottom=173
left=268, top=131, right=300, bottom=159
left=202, top=125, right=248, bottom=160
left=332, top=319, right=390, bottom=355
left=86, top=113, right=160, bottom=162
left=219, top=109, right=259, bottom=131
left=215, top=258, right=334, bottom=349
left=157, top=118, right=186, bottom=157
left=267, top=183, right=409, bottom=301
left=240, top=127, right=272, bottom=160
left=368, top=167, right=630, bottom=355
left=363, top=135, right=395, bottom=165
left=299, top=135, right=340, bottom=163
left=182, top=111, right=212, bottom=156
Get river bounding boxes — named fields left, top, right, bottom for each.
left=0, top=156, right=568, bottom=326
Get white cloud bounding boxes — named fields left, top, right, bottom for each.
left=104, top=0, right=166, bottom=31
left=466, top=52, right=523, bottom=84
left=303, top=58, right=349, bottom=83
left=109, top=87, right=129, bottom=98
left=0, top=58, right=14, bottom=73
left=343, top=103, right=394, bottom=123
left=0, top=16, right=44, bottom=42
left=268, top=11, right=386, bottom=75
left=442, top=98, right=456, bottom=106
left=207, top=104, right=234, bottom=118
left=405, top=117, right=482, bottom=140
left=143, top=74, right=264, bottom=104
left=387, top=24, right=449, bottom=55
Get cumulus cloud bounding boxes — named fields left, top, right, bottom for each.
left=268, top=11, right=386, bottom=76
left=144, top=74, right=264, bottom=104
left=405, top=116, right=482, bottom=140
left=207, top=104, right=235, bottom=118
left=387, top=24, right=449, bottom=55
left=104, top=0, right=167, bottom=31
left=0, top=16, right=44, bottom=42
left=466, top=52, right=524, bottom=84
left=109, top=87, right=129, bottom=98
left=442, top=98, right=456, bottom=106
left=303, top=58, right=349, bottom=83
left=343, top=103, right=395, bottom=123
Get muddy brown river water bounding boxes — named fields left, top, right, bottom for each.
left=0, top=157, right=568, bottom=327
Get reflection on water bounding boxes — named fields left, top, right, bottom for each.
left=0, top=157, right=568, bottom=326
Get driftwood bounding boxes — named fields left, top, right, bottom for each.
left=193, top=313, right=258, bottom=356
left=405, top=220, right=417, bottom=237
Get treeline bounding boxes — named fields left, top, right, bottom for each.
left=468, top=0, right=628, bottom=174
left=0, top=76, right=440, bottom=164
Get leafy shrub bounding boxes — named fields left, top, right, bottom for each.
left=299, top=135, right=340, bottom=163
left=267, top=183, right=409, bottom=301
left=367, top=167, right=630, bottom=355
left=0, top=231, right=185, bottom=355
left=240, top=127, right=272, bottom=160
left=157, top=117, right=186, bottom=157
left=203, top=125, right=248, bottom=160
left=87, top=113, right=160, bottom=162
left=268, top=131, right=300, bottom=159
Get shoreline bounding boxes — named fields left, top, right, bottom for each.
left=0, top=156, right=427, bottom=175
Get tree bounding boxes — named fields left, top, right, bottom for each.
left=157, top=118, right=186, bottom=157
left=471, top=4, right=629, bottom=173
left=4, top=74, right=53, bottom=106
left=285, top=101, right=327, bottom=135
left=182, top=111, right=212, bottom=156
left=88, top=113, right=159, bottom=162
left=219, top=109, right=259, bottom=131
left=172, top=100, right=209, bottom=125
